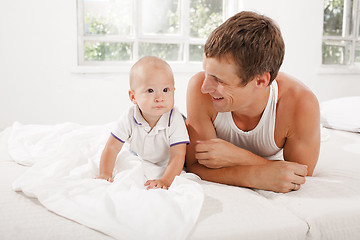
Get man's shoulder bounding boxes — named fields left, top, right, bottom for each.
left=186, top=72, right=216, bottom=121
left=276, top=73, right=319, bottom=130
left=276, top=73, right=318, bottom=111
left=188, top=71, right=206, bottom=91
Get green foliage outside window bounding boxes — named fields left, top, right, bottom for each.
left=322, top=0, right=359, bottom=66
left=323, top=0, right=344, bottom=36
left=190, top=0, right=223, bottom=38
left=82, top=0, right=223, bottom=62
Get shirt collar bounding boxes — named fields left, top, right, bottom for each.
left=133, top=105, right=174, bottom=131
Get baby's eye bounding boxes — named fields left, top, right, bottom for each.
left=163, top=88, right=169, bottom=92
left=147, top=89, right=154, bottom=93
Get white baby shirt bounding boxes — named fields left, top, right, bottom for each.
left=111, top=105, right=190, bottom=167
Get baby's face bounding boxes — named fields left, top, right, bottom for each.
left=130, top=67, right=175, bottom=121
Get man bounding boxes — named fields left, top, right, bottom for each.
left=185, top=11, right=320, bottom=193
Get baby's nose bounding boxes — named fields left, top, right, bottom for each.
left=155, top=93, right=164, bottom=102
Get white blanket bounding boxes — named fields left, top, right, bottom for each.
left=9, top=122, right=204, bottom=240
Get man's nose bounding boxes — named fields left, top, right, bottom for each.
left=201, top=76, right=216, bottom=94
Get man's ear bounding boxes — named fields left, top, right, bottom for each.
left=128, top=90, right=136, bottom=104
left=255, top=72, right=270, bottom=88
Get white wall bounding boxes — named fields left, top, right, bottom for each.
left=1, top=0, right=359, bottom=130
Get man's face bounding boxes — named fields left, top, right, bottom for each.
left=202, top=56, right=256, bottom=113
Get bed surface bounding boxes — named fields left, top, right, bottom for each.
left=1, top=126, right=360, bottom=240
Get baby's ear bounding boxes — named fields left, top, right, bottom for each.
left=128, top=90, right=137, bottom=104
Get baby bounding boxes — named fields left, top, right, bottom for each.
left=98, top=56, right=190, bottom=190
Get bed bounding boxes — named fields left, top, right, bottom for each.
left=1, top=97, right=360, bottom=240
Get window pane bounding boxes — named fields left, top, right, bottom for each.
left=322, top=40, right=352, bottom=64
left=84, top=41, right=132, bottom=61
left=84, top=0, right=132, bottom=36
left=139, top=43, right=182, bottom=61
left=323, top=0, right=344, bottom=36
left=189, top=44, right=204, bottom=61
left=355, top=42, right=360, bottom=63
left=190, top=0, right=223, bottom=38
left=141, top=0, right=180, bottom=35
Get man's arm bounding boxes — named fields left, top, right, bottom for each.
left=185, top=72, right=269, bottom=186
left=185, top=72, right=308, bottom=193
left=282, top=88, right=320, bottom=176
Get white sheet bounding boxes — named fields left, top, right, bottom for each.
left=256, top=129, right=360, bottom=240
left=8, top=122, right=204, bottom=240
left=2, top=123, right=360, bottom=240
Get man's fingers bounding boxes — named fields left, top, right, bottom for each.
left=292, top=174, right=306, bottom=185
left=293, top=163, right=308, bottom=177
left=195, top=141, right=208, bottom=152
left=195, top=139, right=219, bottom=152
left=291, top=182, right=301, bottom=191
left=195, top=152, right=209, bottom=160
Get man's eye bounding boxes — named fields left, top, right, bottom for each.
left=147, top=89, right=154, bottom=93
left=163, top=88, right=169, bottom=92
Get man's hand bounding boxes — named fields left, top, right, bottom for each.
left=144, top=179, right=170, bottom=190
left=253, top=160, right=308, bottom=193
left=195, top=138, right=259, bottom=168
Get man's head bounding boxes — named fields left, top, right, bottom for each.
left=204, top=11, right=285, bottom=86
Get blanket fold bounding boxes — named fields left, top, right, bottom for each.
left=9, top=122, right=204, bottom=240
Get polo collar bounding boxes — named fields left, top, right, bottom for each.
left=133, top=105, right=174, bottom=132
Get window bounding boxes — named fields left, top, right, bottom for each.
left=322, top=0, right=360, bottom=66
left=77, top=0, right=237, bottom=68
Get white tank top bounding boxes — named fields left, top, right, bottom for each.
left=213, top=80, right=283, bottom=160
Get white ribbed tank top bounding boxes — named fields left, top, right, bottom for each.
left=213, top=80, right=283, bottom=160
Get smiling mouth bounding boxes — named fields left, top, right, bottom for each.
left=212, top=97, right=224, bottom=100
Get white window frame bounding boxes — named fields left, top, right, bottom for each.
left=321, top=0, right=360, bottom=74
left=75, top=0, right=239, bottom=73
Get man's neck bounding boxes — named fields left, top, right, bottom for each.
left=231, top=86, right=270, bottom=131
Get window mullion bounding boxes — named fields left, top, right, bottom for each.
left=355, top=0, right=360, bottom=39
left=349, top=0, right=357, bottom=64
left=343, top=0, right=352, bottom=38
left=182, top=0, right=190, bottom=63
left=133, top=0, right=139, bottom=61
left=77, top=0, right=85, bottom=66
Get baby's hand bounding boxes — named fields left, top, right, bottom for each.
left=144, top=179, right=170, bottom=190
left=96, top=175, right=114, bottom=182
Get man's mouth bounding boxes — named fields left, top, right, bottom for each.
left=212, top=97, right=224, bottom=101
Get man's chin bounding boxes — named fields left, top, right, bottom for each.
left=213, top=104, right=229, bottom=112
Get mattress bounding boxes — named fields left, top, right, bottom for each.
left=1, top=125, right=360, bottom=240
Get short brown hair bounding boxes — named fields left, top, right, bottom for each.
left=204, top=11, right=285, bottom=86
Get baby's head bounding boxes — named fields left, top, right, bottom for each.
left=129, top=56, right=175, bottom=120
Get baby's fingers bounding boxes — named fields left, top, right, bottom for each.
left=145, top=181, right=156, bottom=190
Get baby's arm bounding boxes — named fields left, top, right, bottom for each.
left=98, top=134, right=123, bottom=182
left=145, top=143, right=186, bottom=190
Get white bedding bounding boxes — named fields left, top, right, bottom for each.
left=320, top=96, right=360, bottom=133
left=1, top=123, right=360, bottom=240
left=7, top=122, right=203, bottom=240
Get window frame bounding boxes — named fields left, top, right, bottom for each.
left=75, top=0, right=239, bottom=73
left=321, top=0, right=360, bottom=72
